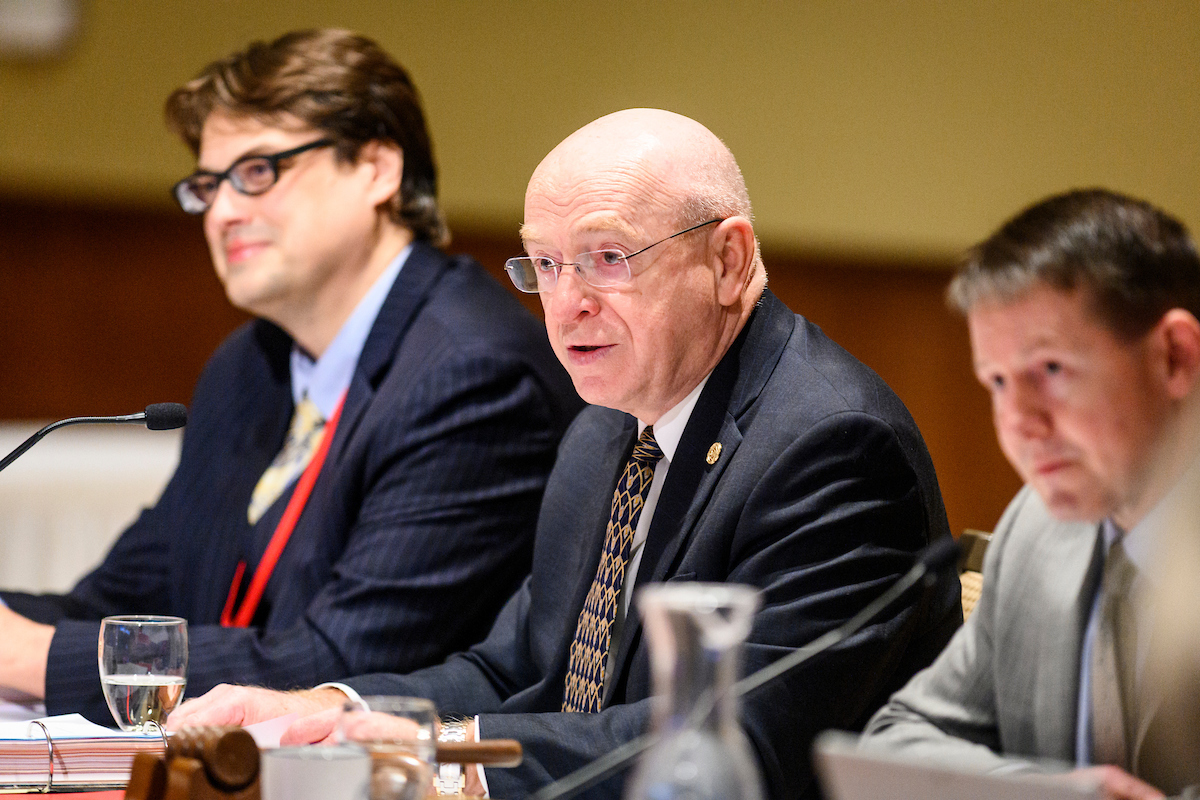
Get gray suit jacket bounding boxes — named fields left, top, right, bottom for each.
left=863, top=485, right=1105, bottom=771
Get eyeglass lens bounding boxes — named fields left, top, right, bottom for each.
left=505, top=251, right=631, bottom=293
left=172, top=139, right=333, bottom=214
left=183, top=160, right=274, bottom=208
left=504, top=218, right=723, bottom=293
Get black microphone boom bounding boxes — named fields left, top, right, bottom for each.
left=528, top=535, right=962, bottom=800
left=0, top=403, right=188, bottom=474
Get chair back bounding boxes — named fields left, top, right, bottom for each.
left=958, top=529, right=992, bottom=620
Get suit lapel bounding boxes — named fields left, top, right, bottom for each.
left=1131, top=688, right=1163, bottom=777
left=242, top=321, right=302, bottom=566
left=1129, top=575, right=1163, bottom=781
left=244, top=320, right=295, bottom=462
left=569, top=417, right=640, bottom=638
left=247, top=244, right=449, bottom=578
left=1030, top=517, right=1105, bottom=757
left=603, top=291, right=796, bottom=701
left=640, top=290, right=795, bottom=586
left=327, top=242, right=449, bottom=464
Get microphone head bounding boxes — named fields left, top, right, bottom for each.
left=144, top=403, right=188, bottom=431
left=919, top=535, right=962, bottom=573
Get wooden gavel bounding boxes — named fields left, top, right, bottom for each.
left=126, top=727, right=261, bottom=800
left=435, top=739, right=523, bottom=768
left=125, top=726, right=523, bottom=800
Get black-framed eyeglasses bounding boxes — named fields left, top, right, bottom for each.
left=504, top=218, right=725, bottom=294
left=171, top=138, right=336, bottom=214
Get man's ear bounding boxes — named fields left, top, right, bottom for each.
left=358, top=140, right=404, bottom=208
left=1156, top=309, right=1200, bottom=400
left=713, top=217, right=757, bottom=307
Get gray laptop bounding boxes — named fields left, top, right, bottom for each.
left=814, top=731, right=1103, bottom=800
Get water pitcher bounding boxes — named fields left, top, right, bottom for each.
left=625, top=582, right=765, bottom=800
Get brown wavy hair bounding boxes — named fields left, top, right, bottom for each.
left=164, top=29, right=448, bottom=246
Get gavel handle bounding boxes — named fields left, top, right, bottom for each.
left=436, top=739, right=523, bottom=767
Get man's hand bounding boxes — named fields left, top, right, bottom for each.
left=1070, top=766, right=1165, bottom=800
left=0, top=605, right=53, bottom=698
left=282, top=706, right=345, bottom=745
left=166, top=684, right=346, bottom=731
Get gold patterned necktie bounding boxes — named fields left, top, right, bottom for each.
left=562, top=426, right=663, bottom=713
left=1091, top=536, right=1140, bottom=769
left=247, top=396, right=327, bottom=525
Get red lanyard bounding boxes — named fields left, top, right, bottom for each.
left=221, top=393, right=347, bottom=628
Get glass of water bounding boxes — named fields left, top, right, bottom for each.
left=340, top=696, right=436, bottom=800
left=98, top=615, right=188, bottom=732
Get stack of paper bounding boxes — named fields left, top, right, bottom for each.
left=0, top=714, right=164, bottom=789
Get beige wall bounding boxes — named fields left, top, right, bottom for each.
left=1, top=0, right=1197, bottom=258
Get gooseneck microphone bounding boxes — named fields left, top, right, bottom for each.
left=0, top=403, right=188, bottom=474
left=529, top=535, right=962, bottom=800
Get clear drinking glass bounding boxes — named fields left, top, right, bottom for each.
left=98, top=615, right=188, bottom=732
left=340, top=696, right=437, bottom=800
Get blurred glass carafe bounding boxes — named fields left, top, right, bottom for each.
left=625, top=583, right=764, bottom=800
left=341, top=696, right=437, bottom=800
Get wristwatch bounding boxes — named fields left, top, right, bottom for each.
left=435, top=717, right=468, bottom=796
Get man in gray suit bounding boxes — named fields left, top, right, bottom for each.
left=862, top=189, right=1200, bottom=800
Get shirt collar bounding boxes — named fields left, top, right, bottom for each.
left=1108, top=498, right=1161, bottom=584
left=636, top=373, right=711, bottom=464
left=1108, top=429, right=1200, bottom=585
left=290, top=245, right=411, bottom=417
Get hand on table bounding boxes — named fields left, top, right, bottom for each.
left=1069, top=766, right=1165, bottom=800
left=169, top=685, right=489, bottom=795
left=282, top=706, right=343, bottom=745
left=165, top=684, right=345, bottom=732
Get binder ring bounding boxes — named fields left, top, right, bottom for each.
left=28, top=719, right=53, bottom=793
left=145, top=719, right=170, bottom=750
left=0, top=718, right=162, bottom=793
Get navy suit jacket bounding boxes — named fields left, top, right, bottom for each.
left=348, top=290, right=962, bottom=800
left=4, top=242, right=582, bottom=723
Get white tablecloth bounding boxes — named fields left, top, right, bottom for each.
left=0, top=423, right=180, bottom=594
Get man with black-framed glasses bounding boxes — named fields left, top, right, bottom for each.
left=0, top=29, right=580, bottom=726
left=172, top=108, right=961, bottom=800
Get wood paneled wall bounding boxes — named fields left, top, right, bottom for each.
left=0, top=195, right=1021, bottom=535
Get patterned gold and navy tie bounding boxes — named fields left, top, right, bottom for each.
left=246, top=396, right=327, bottom=525
left=563, top=426, right=663, bottom=713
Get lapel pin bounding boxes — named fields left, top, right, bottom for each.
left=705, top=442, right=722, bottom=465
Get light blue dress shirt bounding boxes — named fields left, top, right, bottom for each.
left=289, top=245, right=410, bottom=416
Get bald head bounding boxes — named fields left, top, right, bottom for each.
left=527, top=109, right=753, bottom=234
left=520, top=109, right=764, bottom=423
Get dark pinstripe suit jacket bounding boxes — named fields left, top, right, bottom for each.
left=3, top=242, right=582, bottom=724
left=347, top=290, right=962, bottom=800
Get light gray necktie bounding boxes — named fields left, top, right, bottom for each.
left=1091, top=537, right=1140, bottom=769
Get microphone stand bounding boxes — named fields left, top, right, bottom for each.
left=0, top=405, right=187, bottom=474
